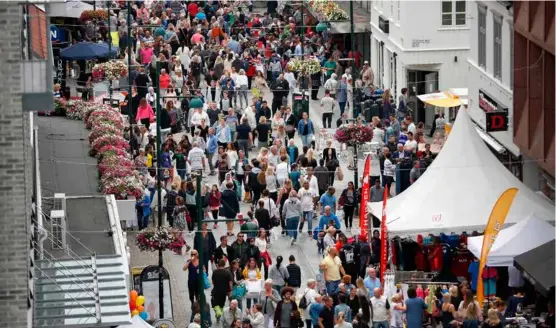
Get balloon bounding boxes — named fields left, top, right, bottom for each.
left=130, top=290, right=138, bottom=301
left=136, top=305, right=144, bottom=313
left=139, top=311, right=148, bottom=320
left=129, top=299, right=136, bottom=311
left=131, top=310, right=140, bottom=316
left=136, top=295, right=145, bottom=307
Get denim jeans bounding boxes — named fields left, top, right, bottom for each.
left=302, top=211, right=313, bottom=233
left=139, top=215, right=149, bottom=229
left=373, top=320, right=390, bottom=328
left=339, top=102, right=346, bottom=115
left=326, top=279, right=340, bottom=296
left=246, top=297, right=258, bottom=309
left=300, top=134, right=312, bottom=147
left=286, top=216, right=300, bottom=240
left=237, top=139, right=249, bottom=158
left=177, top=168, right=186, bottom=180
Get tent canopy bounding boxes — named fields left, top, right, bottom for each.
left=60, top=42, right=119, bottom=60
left=514, top=240, right=555, bottom=296
left=417, top=89, right=468, bottom=108
left=467, top=215, right=555, bottom=266
left=49, top=1, right=93, bottom=18
left=369, top=107, right=555, bottom=235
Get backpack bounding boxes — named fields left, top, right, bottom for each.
left=298, top=290, right=309, bottom=309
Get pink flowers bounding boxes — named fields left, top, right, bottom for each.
left=88, top=123, right=122, bottom=145
left=135, top=227, right=185, bottom=253
left=92, top=61, right=128, bottom=82
left=92, top=135, right=130, bottom=153
left=334, top=124, right=374, bottom=145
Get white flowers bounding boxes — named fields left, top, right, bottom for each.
left=92, top=60, right=128, bottom=81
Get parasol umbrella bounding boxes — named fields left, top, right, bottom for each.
left=195, top=12, right=206, bottom=20
left=60, top=42, right=119, bottom=60
left=189, top=98, right=204, bottom=109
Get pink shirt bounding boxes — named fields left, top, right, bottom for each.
left=140, top=48, right=154, bottom=65
left=191, top=33, right=203, bottom=45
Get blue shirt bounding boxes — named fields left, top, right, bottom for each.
left=207, top=135, right=218, bottom=154
left=310, top=303, right=324, bottom=327
left=334, top=303, right=352, bottom=322
left=141, top=194, right=151, bottom=216
left=468, top=261, right=479, bottom=292
left=319, top=194, right=337, bottom=213
left=363, top=277, right=381, bottom=295
left=317, top=214, right=341, bottom=233
left=405, top=297, right=427, bottom=328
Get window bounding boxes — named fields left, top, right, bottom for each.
left=442, top=1, right=466, bottom=26
left=478, top=5, right=487, bottom=68
left=493, top=14, right=502, bottom=79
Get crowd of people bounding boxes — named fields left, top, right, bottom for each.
left=77, top=0, right=554, bottom=328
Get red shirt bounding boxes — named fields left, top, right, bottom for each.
left=451, top=251, right=475, bottom=279
left=188, top=3, right=199, bottom=17
left=428, top=245, right=443, bottom=272
left=159, top=74, right=171, bottom=89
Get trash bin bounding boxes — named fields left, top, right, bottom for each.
left=293, top=91, right=310, bottom=121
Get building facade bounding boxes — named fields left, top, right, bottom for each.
left=512, top=1, right=555, bottom=201
left=466, top=1, right=522, bottom=178
left=370, top=0, right=470, bottom=126
left=0, top=2, right=34, bottom=327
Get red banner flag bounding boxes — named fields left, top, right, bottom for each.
left=359, top=155, right=371, bottom=241
left=380, top=186, right=389, bottom=287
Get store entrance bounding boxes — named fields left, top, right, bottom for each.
left=406, top=69, right=438, bottom=127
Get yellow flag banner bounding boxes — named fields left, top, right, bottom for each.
left=477, top=188, right=518, bottom=306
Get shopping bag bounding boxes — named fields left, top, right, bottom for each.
left=336, top=166, right=344, bottom=181
left=203, top=272, right=211, bottom=289
left=232, top=283, right=247, bottom=300
left=245, top=279, right=262, bottom=299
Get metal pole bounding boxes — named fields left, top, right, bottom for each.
left=196, top=174, right=207, bottom=328
left=350, top=1, right=358, bottom=191
left=127, top=2, right=133, bottom=150
left=155, top=61, right=164, bottom=319
left=107, top=1, right=113, bottom=101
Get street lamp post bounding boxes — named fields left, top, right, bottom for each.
left=127, top=2, right=133, bottom=141
left=155, top=62, right=165, bottom=319
left=350, top=0, right=359, bottom=191
left=107, top=1, right=113, bottom=101
left=196, top=174, right=207, bottom=328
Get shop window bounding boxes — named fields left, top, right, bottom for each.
left=493, top=14, right=503, bottom=80
left=478, top=4, right=487, bottom=68
left=442, top=1, right=466, bottom=26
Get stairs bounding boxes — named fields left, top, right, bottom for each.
left=34, top=255, right=130, bottom=328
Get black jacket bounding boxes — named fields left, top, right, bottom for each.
left=271, top=79, right=289, bottom=99
left=160, top=110, right=172, bottom=129
left=231, top=241, right=249, bottom=267
left=243, top=245, right=261, bottom=266
left=220, top=189, right=240, bottom=218
left=255, top=207, right=271, bottom=230
left=214, top=244, right=235, bottom=264
left=194, top=231, right=217, bottom=258
left=286, top=263, right=302, bottom=288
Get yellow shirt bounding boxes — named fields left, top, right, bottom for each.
left=146, top=154, right=153, bottom=167
left=321, top=255, right=342, bottom=281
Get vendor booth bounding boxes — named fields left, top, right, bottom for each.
left=514, top=240, right=555, bottom=296
left=467, top=215, right=555, bottom=267
left=369, top=107, right=555, bottom=235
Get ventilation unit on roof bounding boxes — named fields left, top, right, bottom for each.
left=50, top=209, right=66, bottom=250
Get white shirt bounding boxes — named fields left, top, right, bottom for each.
left=191, top=111, right=210, bottom=126
left=298, top=187, right=316, bottom=211
left=321, top=96, right=335, bottom=114
left=236, top=74, right=248, bottom=87
left=372, top=128, right=385, bottom=146
left=302, top=288, right=318, bottom=320
left=407, top=122, right=416, bottom=135
left=383, top=159, right=395, bottom=177
left=304, top=175, right=319, bottom=194
left=188, top=147, right=205, bottom=170
left=284, top=72, right=297, bottom=89
left=226, top=150, right=238, bottom=168
left=261, top=197, right=279, bottom=218
left=255, top=237, right=267, bottom=253
left=268, top=153, right=279, bottom=167
left=404, top=139, right=418, bottom=153
left=150, top=189, right=167, bottom=210
left=220, top=246, right=230, bottom=267
left=370, top=296, right=389, bottom=322
left=275, top=162, right=290, bottom=181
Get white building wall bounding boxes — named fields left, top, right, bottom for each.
left=370, top=1, right=470, bottom=97
left=466, top=1, right=519, bottom=156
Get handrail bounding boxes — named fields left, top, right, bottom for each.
left=34, top=266, right=99, bottom=325
left=39, top=208, right=97, bottom=256
left=32, top=240, right=97, bottom=301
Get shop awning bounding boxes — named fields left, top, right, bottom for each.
left=417, top=91, right=464, bottom=108
left=49, top=1, right=94, bottom=19
left=514, top=240, right=555, bottom=296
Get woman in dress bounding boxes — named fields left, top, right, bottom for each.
left=182, top=249, right=205, bottom=304
left=242, top=257, right=262, bottom=309
left=265, top=166, right=278, bottom=202
left=226, top=142, right=239, bottom=170
left=255, top=228, right=271, bottom=280
left=252, top=70, right=269, bottom=99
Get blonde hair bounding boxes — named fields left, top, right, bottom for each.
left=259, top=116, right=267, bottom=124
left=487, top=308, right=500, bottom=323
left=465, top=303, right=478, bottom=320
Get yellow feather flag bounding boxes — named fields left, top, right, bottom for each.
left=477, top=188, right=518, bottom=306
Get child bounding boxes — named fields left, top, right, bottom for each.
left=317, top=231, right=325, bottom=255
left=315, top=263, right=327, bottom=296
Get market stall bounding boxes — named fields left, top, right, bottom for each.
left=467, top=215, right=555, bottom=267
left=514, top=240, right=555, bottom=296
left=368, top=107, right=555, bottom=235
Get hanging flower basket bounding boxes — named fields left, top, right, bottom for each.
left=135, top=227, right=185, bottom=253
left=92, top=60, right=128, bottom=82
left=80, top=9, right=108, bottom=22
left=287, top=58, right=322, bottom=74
left=334, top=123, right=374, bottom=146
left=307, top=0, right=349, bottom=21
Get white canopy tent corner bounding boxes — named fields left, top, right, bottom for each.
left=467, top=215, right=556, bottom=267
left=368, top=106, right=555, bottom=235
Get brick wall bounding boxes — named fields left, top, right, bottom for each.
left=0, top=2, right=33, bottom=327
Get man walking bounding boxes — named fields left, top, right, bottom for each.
left=320, top=90, right=335, bottom=129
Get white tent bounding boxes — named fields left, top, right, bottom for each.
left=368, top=107, right=555, bottom=235
left=118, top=315, right=153, bottom=328
left=467, top=215, right=555, bottom=267
left=49, top=1, right=93, bottom=18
